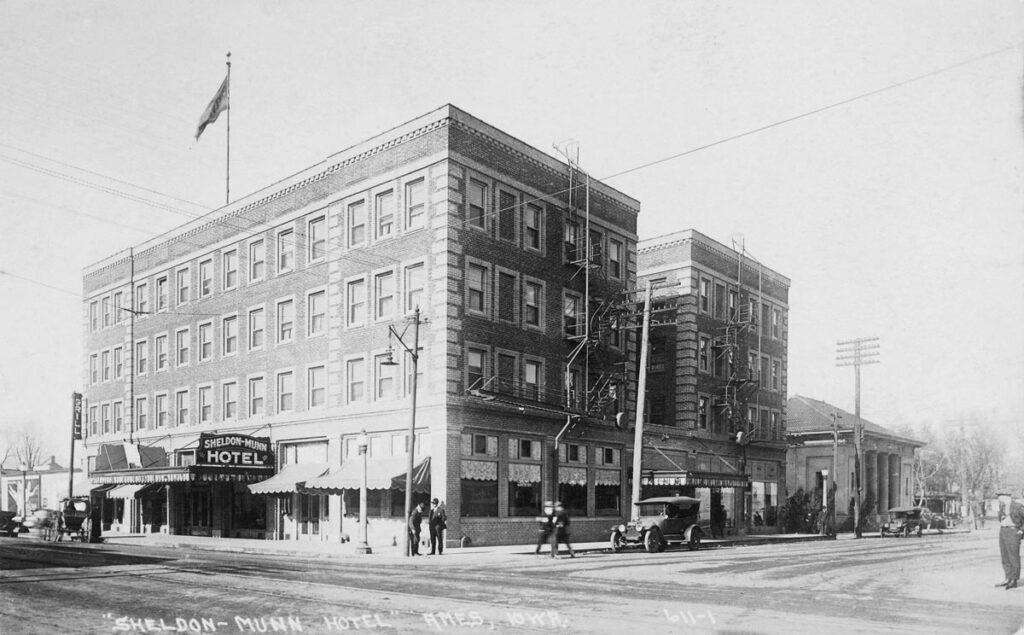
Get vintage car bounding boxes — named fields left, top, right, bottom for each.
left=880, top=506, right=926, bottom=537
left=610, top=496, right=705, bottom=553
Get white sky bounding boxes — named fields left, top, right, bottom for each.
left=1, top=1, right=1021, bottom=461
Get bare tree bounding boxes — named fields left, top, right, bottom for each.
left=9, top=430, right=46, bottom=470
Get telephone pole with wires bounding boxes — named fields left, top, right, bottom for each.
left=836, top=336, right=879, bottom=537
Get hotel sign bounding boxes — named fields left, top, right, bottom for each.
left=197, top=433, right=272, bottom=468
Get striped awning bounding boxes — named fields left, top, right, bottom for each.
left=303, top=457, right=430, bottom=493
left=248, top=463, right=330, bottom=495
left=107, top=484, right=148, bottom=499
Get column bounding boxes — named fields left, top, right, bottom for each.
left=888, top=454, right=901, bottom=509
left=877, top=453, right=889, bottom=517
left=864, top=451, right=877, bottom=518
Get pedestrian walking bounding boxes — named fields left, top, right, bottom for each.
left=408, top=502, right=424, bottom=556
left=551, top=501, right=574, bottom=558
left=995, top=492, right=1024, bottom=590
left=428, top=498, right=447, bottom=555
left=535, top=501, right=554, bottom=555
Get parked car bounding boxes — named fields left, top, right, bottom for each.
left=880, top=506, right=926, bottom=537
left=610, top=496, right=705, bottom=553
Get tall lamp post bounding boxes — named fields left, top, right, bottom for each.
left=382, top=307, right=426, bottom=557
left=355, top=431, right=372, bottom=554
left=19, top=463, right=29, bottom=517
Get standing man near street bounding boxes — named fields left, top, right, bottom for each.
left=408, top=502, right=424, bottom=556
left=428, top=498, right=446, bottom=555
left=995, top=492, right=1024, bottom=590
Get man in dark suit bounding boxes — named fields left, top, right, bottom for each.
left=995, top=492, right=1024, bottom=590
left=428, top=498, right=446, bottom=555
left=408, top=503, right=424, bottom=556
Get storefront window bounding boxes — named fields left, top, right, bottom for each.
left=751, top=481, right=779, bottom=527
left=509, top=480, right=541, bottom=517
left=343, top=489, right=384, bottom=517
left=558, top=483, right=587, bottom=518
left=460, top=479, right=498, bottom=517
left=232, top=483, right=266, bottom=532
left=595, top=485, right=620, bottom=516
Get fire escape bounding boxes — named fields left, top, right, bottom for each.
left=713, top=298, right=759, bottom=434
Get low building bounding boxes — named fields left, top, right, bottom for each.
left=1, top=458, right=89, bottom=514
left=786, top=395, right=924, bottom=528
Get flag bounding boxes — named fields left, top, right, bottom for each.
left=195, top=74, right=229, bottom=140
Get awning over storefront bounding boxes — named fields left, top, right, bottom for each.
left=248, top=463, right=329, bottom=495
left=304, top=456, right=431, bottom=494
left=107, top=484, right=148, bottom=499
left=642, top=470, right=750, bottom=489
left=90, top=464, right=274, bottom=485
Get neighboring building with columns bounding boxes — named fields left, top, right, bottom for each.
left=786, top=395, right=924, bottom=528
left=81, top=105, right=639, bottom=547
left=636, top=231, right=790, bottom=534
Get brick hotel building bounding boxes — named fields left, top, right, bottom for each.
left=81, top=105, right=639, bottom=546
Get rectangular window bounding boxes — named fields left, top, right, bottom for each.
left=748, top=351, right=758, bottom=381
left=404, top=263, right=425, bottom=313
left=524, top=359, right=541, bottom=400
left=467, top=264, right=486, bottom=313
left=249, top=240, right=265, bottom=281
left=175, top=390, right=189, bottom=426
left=176, top=269, right=189, bottom=304
left=564, top=218, right=580, bottom=261
left=101, top=403, right=111, bottom=434
left=524, top=203, right=542, bottom=250
left=406, top=178, right=426, bottom=229
left=772, top=359, right=781, bottom=391
left=728, top=289, right=738, bottom=320
left=199, top=259, right=213, bottom=297
left=498, top=189, right=515, bottom=240
left=772, top=309, right=781, bottom=339
left=564, top=293, right=580, bottom=337
left=497, top=353, right=516, bottom=395
left=113, top=347, right=123, bottom=378
left=698, top=395, right=709, bottom=430
left=112, top=291, right=123, bottom=322
left=101, top=350, right=111, bottom=381
left=249, top=308, right=265, bottom=349
left=156, top=278, right=168, bottom=311
left=374, top=354, right=395, bottom=400
left=174, top=329, right=189, bottom=366
left=155, top=335, right=168, bottom=371
left=609, top=239, right=623, bottom=278
left=223, top=382, right=237, bottom=420
left=277, top=300, right=294, bottom=343
left=136, top=397, right=148, bottom=430
left=761, top=355, right=770, bottom=385
left=223, top=316, right=238, bottom=355
left=699, top=278, right=711, bottom=313
left=762, top=304, right=771, bottom=338
left=346, top=358, right=365, bottom=403
left=523, top=281, right=541, bottom=327
left=135, top=340, right=148, bottom=375
left=135, top=283, right=148, bottom=314
left=508, top=477, right=541, bottom=517
left=198, top=323, right=212, bottom=361
left=89, top=301, right=99, bottom=331
left=199, top=387, right=212, bottom=423
left=375, top=272, right=394, bottom=320
left=308, top=216, right=326, bottom=261
left=113, top=401, right=123, bottom=433
left=467, top=347, right=486, bottom=391
left=155, top=394, right=168, bottom=428
left=699, top=336, right=710, bottom=373
left=348, top=200, right=366, bottom=248
left=497, top=272, right=516, bottom=322
left=715, top=283, right=725, bottom=319
left=223, top=250, right=238, bottom=290
left=376, top=190, right=395, bottom=239
left=462, top=478, right=498, bottom=517
left=249, top=377, right=265, bottom=416
left=277, top=372, right=294, bottom=412
left=278, top=229, right=295, bottom=273
left=308, top=366, right=326, bottom=408
left=89, top=405, right=98, bottom=436
left=102, top=296, right=111, bottom=326
left=307, top=291, right=326, bottom=336
left=468, top=180, right=487, bottom=228
left=347, top=279, right=366, bottom=326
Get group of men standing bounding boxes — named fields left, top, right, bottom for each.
left=407, top=498, right=446, bottom=556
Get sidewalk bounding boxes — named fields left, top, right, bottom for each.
left=100, top=530, right=839, bottom=561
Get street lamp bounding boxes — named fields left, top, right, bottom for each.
left=354, top=430, right=372, bottom=555
left=19, top=463, right=28, bottom=517
left=382, top=306, right=425, bottom=557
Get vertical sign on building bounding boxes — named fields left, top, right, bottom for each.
left=72, top=392, right=83, bottom=440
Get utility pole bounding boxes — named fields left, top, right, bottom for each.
left=836, top=336, right=879, bottom=538
left=629, top=280, right=653, bottom=522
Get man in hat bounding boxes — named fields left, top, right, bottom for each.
left=428, top=498, right=447, bottom=555
left=535, top=501, right=554, bottom=556
left=995, top=492, right=1024, bottom=589
left=551, top=501, right=575, bottom=558
left=408, top=502, right=424, bottom=556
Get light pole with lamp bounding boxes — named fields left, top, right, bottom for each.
left=382, top=306, right=426, bottom=557
left=19, top=463, right=29, bottom=518
left=355, top=430, right=372, bottom=554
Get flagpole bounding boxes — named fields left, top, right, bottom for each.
left=226, top=51, right=231, bottom=205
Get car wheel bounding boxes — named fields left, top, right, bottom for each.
left=610, top=533, right=624, bottom=553
left=687, top=528, right=702, bottom=551
left=644, top=528, right=664, bottom=554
